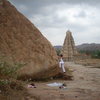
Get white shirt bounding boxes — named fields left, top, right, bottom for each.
left=60, top=58, right=64, bottom=64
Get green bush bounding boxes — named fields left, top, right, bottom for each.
left=0, top=61, right=26, bottom=78
left=91, top=51, right=100, bottom=58
left=79, top=50, right=100, bottom=59
left=0, top=56, right=26, bottom=88
left=56, top=49, right=61, bottom=56
left=0, top=79, right=10, bottom=85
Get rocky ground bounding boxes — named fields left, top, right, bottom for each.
left=25, top=60, right=100, bottom=100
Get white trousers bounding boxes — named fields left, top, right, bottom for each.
left=59, top=62, right=66, bottom=73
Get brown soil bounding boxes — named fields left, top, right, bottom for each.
left=25, top=60, right=100, bottom=100
left=0, top=59, right=100, bottom=100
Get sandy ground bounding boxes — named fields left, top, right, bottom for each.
left=25, top=62, right=100, bottom=100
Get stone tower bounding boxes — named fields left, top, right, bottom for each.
left=61, top=30, right=78, bottom=61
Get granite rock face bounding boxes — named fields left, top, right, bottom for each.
left=61, top=30, right=78, bottom=61
left=0, top=0, right=60, bottom=80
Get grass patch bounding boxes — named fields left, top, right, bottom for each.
left=0, top=61, right=26, bottom=79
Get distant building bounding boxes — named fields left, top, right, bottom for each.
left=61, top=30, right=78, bottom=61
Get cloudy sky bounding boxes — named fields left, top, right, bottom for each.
left=9, top=0, right=100, bottom=46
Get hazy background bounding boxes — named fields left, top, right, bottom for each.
left=8, top=0, right=100, bottom=46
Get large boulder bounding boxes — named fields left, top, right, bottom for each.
left=0, top=0, right=60, bottom=80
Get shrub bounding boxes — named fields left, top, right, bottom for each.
left=79, top=50, right=100, bottom=59
left=0, top=61, right=25, bottom=78
left=0, top=79, right=10, bottom=85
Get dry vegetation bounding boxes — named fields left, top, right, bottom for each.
left=75, top=58, right=100, bottom=68
left=0, top=80, right=28, bottom=100
left=0, top=56, right=29, bottom=100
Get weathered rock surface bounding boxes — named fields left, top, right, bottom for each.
left=0, top=0, right=60, bottom=80
left=61, top=30, right=78, bottom=61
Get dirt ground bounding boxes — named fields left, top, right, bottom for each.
left=25, top=60, right=100, bottom=100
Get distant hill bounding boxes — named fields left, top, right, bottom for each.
left=54, top=45, right=62, bottom=49
left=76, top=43, right=100, bottom=51
left=54, top=43, right=100, bottom=51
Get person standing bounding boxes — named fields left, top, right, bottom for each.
left=59, top=54, right=66, bottom=73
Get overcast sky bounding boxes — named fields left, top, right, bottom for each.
left=9, top=0, right=100, bottom=46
